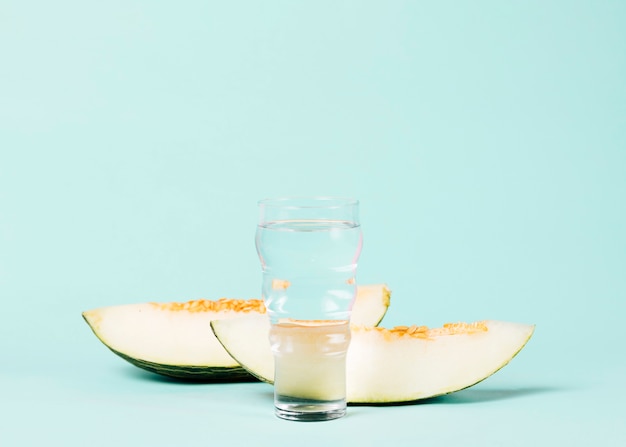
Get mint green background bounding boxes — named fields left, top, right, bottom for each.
left=1, top=1, right=624, bottom=445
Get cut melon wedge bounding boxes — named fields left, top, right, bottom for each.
left=82, top=284, right=390, bottom=380
left=211, top=315, right=535, bottom=403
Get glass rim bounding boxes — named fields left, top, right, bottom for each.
left=258, top=196, right=359, bottom=209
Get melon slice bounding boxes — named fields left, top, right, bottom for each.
left=211, top=315, right=535, bottom=403
left=82, top=284, right=390, bottom=380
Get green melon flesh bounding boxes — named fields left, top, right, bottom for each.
left=82, top=284, right=390, bottom=380
left=211, top=316, right=535, bottom=403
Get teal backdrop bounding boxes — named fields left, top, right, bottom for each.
left=1, top=1, right=624, bottom=445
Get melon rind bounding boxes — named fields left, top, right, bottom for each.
left=112, top=350, right=254, bottom=381
left=210, top=316, right=535, bottom=403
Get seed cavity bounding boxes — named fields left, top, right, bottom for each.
left=356, top=321, right=488, bottom=341
left=151, top=298, right=266, bottom=314
left=271, top=279, right=291, bottom=290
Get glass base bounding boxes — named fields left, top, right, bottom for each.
left=275, top=398, right=346, bottom=422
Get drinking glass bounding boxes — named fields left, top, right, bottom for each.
left=255, top=197, right=363, bottom=421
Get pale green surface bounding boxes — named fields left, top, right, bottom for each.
left=1, top=1, right=625, bottom=445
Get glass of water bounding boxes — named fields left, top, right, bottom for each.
left=255, top=197, right=363, bottom=421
